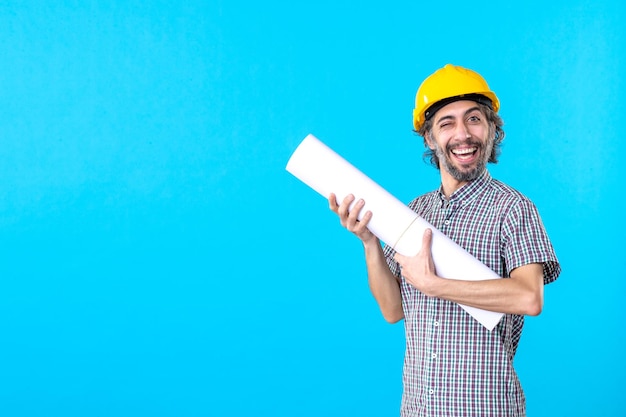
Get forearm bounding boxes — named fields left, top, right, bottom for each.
left=428, top=264, right=544, bottom=316
left=363, top=239, right=404, bottom=323
left=327, top=193, right=403, bottom=322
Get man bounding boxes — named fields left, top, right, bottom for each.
left=329, top=64, right=560, bottom=416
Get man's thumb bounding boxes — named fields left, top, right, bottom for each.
left=422, top=228, right=433, bottom=250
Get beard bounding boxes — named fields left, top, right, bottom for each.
left=434, top=136, right=494, bottom=182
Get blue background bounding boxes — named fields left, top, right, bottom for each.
left=1, top=1, right=624, bottom=416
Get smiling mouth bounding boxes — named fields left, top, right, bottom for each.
left=451, top=146, right=478, bottom=161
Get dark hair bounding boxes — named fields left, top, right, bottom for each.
left=416, top=103, right=505, bottom=169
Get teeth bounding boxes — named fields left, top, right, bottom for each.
left=452, top=147, right=476, bottom=155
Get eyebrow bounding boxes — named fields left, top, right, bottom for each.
left=435, top=106, right=482, bottom=124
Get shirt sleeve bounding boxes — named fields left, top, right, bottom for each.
left=382, top=243, right=401, bottom=278
left=501, top=199, right=561, bottom=285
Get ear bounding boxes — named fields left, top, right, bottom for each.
left=424, top=131, right=436, bottom=150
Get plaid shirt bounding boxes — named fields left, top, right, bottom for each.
left=383, top=170, right=560, bottom=417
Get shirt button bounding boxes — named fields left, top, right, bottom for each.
left=429, top=389, right=434, bottom=395
left=444, top=220, right=450, bottom=225
left=431, top=353, right=437, bottom=359
left=434, top=321, right=439, bottom=327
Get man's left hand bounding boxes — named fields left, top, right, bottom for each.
left=394, top=228, right=441, bottom=296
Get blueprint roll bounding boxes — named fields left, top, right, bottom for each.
left=286, top=134, right=504, bottom=331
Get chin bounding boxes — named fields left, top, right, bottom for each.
left=446, top=164, right=486, bottom=182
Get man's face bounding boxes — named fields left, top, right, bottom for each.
left=427, top=100, right=494, bottom=182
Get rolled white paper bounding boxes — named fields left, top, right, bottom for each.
left=286, top=134, right=504, bottom=331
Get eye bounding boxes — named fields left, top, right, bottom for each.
left=467, top=115, right=481, bottom=123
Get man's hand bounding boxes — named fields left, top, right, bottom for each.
left=329, top=193, right=377, bottom=245
left=394, top=228, right=441, bottom=296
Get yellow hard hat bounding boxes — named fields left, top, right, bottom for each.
left=413, top=64, right=500, bottom=131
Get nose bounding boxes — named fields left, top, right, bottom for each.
left=453, top=122, right=471, bottom=140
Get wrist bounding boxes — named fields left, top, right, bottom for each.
left=361, top=236, right=380, bottom=251
left=426, top=275, right=444, bottom=298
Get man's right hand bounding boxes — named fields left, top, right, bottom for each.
left=328, top=193, right=377, bottom=245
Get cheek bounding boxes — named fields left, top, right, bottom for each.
left=470, top=124, right=489, bottom=138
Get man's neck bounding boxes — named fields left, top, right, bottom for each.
left=440, top=176, right=468, bottom=199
